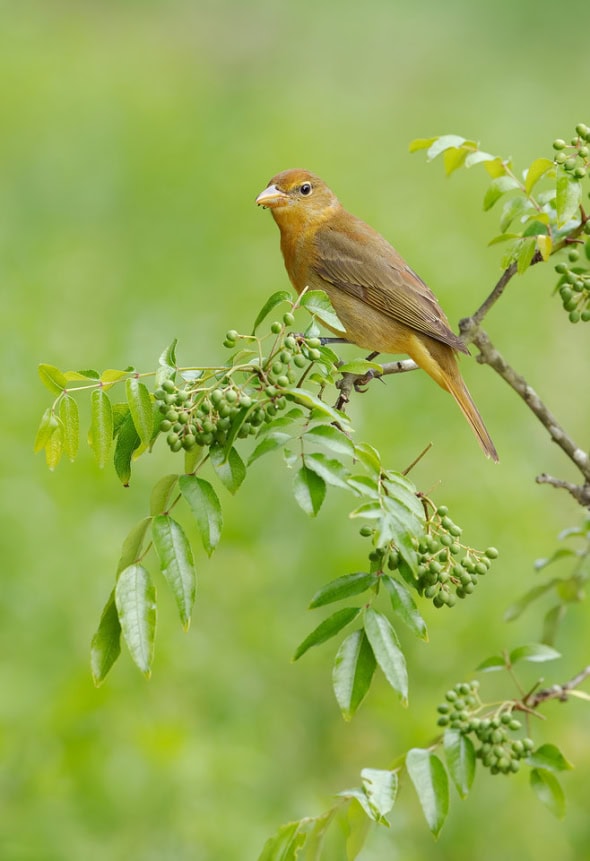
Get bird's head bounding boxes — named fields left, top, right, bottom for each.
left=255, top=169, right=339, bottom=228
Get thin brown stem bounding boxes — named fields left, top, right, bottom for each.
left=523, top=665, right=590, bottom=709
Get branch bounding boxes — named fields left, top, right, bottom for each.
left=524, top=665, right=590, bottom=709
left=536, top=473, right=590, bottom=506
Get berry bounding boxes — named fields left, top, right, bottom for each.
left=283, top=312, right=295, bottom=326
left=552, top=139, right=567, bottom=150
left=270, top=321, right=282, bottom=334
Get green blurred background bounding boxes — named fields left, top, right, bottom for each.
left=2, top=0, right=589, bottom=858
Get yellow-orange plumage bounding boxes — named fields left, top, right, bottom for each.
left=256, top=168, right=498, bottom=462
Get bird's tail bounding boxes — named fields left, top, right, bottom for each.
left=408, top=333, right=499, bottom=462
left=446, top=375, right=499, bottom=462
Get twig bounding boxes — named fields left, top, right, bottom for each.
left=524, top=665, right=590, bottom=709
left=536, top=473, right=590, bottom=506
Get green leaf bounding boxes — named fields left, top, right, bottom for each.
left=353, top=442, right=381, bottom=474
left=115, top=564, right=156, bottom=677
left=524, top=157, right=554, bottom=194
left=483, top=175, right=520, bottom=211
left=69, top=368, right=100, bottom=380
left=293, top=465, right=326, bottom=516
left=406, top=748, right=449, bottom=837
left=100, top=368, right=129, bottom=389
left=408, top=136, right=438, bottom=153
left=116, top=517, right=152, bottom=575
left=285, top=388, right=346, bottom=424
left=210, top=444, right=246, bottom=494
left=248, top=436, right=288, bottom=465
left=488, top=232, right=521, bottom=246
left=152, top=515, right=197, bottom=630
left=516, top=236, right=537, bottom=274
left=304, top=452, right=351, bottom=490
left=541, top=604, right=566, bottom=646
left=476, top=654, right=507, bottom=672
left=443, top=730, right=476, bottom=799
left=504, top=580, right=559, bottom=622
left=309, top=572, right=377, bottom=608
left=443, top=146, right=469, bottom=176
left=303, top=424, right=355, bottom=458
left=126, top=377, right=153, bottom=445
left=113, top=411, right=141, bottom=486
left=426, top=135, right=471, bottom=161
left=556, top=172, right=582, bottom=227
left=59, top=395, right=79, bottom=461
left=179, top=475, right=223, bottom=556
left=483, top=157, right=511, bottom=178
left=360, top=768, right=398, bottom=820
left=384, top=576, right=428, bottom=641
left=332, top=629, right=376, bottom=721
left=150, top=473, right=179, bottom=516
left=293, top=607, right=361, bottom=661
left=509, top=643, right=561, bottom=665
left=38, top=363, right=68, bottom=394
left=337, top=359, right=383, bottom=375
left=527, top=743, right=573, bottom=773
left=252, top=290, right=291, bottom=333
left=536, top=234, right=552, bottom=261
left=33, top=408, right=59, bottom=453
left=300, top=289, right=346, bottom=333
left=499, top=196, right=529, bottom=232
left=363, top=608, right=408, bottom=704
left=45, top=423, right=63, bottom=471
left=535, top=547, right=578, bottom=572
left=90, top=389, right=114, bottom=469
left=90, top=589, right=122, bottom=686
left=257, top=820, right=306, bottom=861
left=530, top=768, right=566, bottom=819
left=464, top=150, right=498, bottom=169
left=156, top=338, right=177, bottom=386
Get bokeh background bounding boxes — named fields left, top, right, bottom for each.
left=2, top=1, right=589, bottom=858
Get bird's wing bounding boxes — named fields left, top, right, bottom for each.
left=312, top=223, right=468, bottom=354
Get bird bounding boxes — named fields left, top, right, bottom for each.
left=255, top=168, right=498, bottom=462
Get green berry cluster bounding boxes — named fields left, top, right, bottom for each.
left=154, top=377, right=259, bottom=452
left=154, top=313, right=325, bottom=454
left=415, top=506, right=498, bottom=608
left=436, top=681, right=534, bottom=776
left=552, top=123, right=590, bottom=179
left=362, top=536, right=400, bottom=575
left=554, top=241, right=590, bottom=323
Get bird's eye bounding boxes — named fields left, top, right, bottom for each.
left=299, top=182, right=312, bottom=196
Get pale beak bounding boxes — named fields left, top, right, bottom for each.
left=255, top=184, right=288, bottom=208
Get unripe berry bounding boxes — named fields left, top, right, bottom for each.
left=552, top=139, right=567, bottom=150
left=283, top=312, right=295, bottom=326
left=270, top=321, right=282, bottom=334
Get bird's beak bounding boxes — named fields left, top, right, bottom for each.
left=255, top=184, right=288, bottom=208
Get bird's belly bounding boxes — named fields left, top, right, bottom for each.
left=315, top=284, right=415, bottom=357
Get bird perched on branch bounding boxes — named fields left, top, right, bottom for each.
left=256, top=168, right=498, bottom=461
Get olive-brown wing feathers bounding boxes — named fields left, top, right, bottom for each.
left=312, top=221, right=468, bottom=354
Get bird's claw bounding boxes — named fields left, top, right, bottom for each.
left=353, top=368, right=382, bottom=393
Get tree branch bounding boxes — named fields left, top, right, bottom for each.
left=524, top=665, right=590, bottom=709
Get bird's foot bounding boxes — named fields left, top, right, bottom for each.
left=353, top=368, right=383, bottom=393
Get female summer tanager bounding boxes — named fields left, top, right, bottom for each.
left=256, top=168, right=498, bottom=461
